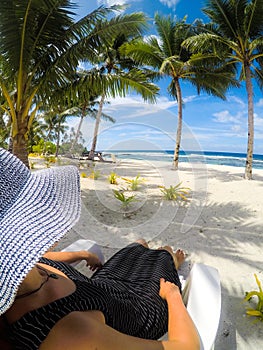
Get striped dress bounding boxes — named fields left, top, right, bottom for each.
left=9, top=243, right=181, bottom=349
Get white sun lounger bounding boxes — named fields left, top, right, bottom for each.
left=182, top=263, right=221, bottom=350
left=62, top=239, right=105, bottom=265
left=63, top=240, right=221, bottom=350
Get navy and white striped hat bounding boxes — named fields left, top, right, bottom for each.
left=0, top=148, right=81, bottom=315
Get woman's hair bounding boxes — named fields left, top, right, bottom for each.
left=0, top=316, right=14, bottom=350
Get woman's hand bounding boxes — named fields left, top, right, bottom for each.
left=84, top=251, right=103, bottom=271
left=43, top=250, right=103, bottom=270
left=159, top=278, right=181, bottom=301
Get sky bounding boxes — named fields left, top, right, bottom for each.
left=67, top=0, right=263, bottom=155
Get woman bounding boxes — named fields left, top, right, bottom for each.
left=0, top=148, right=200, bottom=350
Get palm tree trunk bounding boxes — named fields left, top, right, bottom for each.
left=88, top=94, right=105, bottom=160
left=8, top=126, right=13, bottom=153
left=173, top=79, right=183, bottom=169
left=70, top=109, right=85, bottom=155
left=12, top=112, right=30, bottom=168
left=44, top=130, right=52, bottom=155
left=244, top=64, right=254, bottom=180
left=55, top=129, right=60, bottom=157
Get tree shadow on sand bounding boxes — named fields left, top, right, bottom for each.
left=159, top=199, right=263, bottom=350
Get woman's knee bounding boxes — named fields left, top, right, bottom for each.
left=135, top=238, right=149, bottom=248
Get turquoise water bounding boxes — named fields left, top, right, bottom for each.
left=106, top=150, right=263, bottom=170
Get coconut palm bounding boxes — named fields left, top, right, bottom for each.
left=86, top=13, right=159, bottom=160
left=184, top=0, right=263, bottom=179
left=0, top=1, right=123, bottom=166
left=123, top=14, right=238, bottom=169
left=70, top=97, right=115, bottom=156
left=27, top=117, right=45, bottom=154
left=41, top=106, right=73, bottom=156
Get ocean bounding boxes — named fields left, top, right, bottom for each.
left=107, top=150, right=263, bottom=170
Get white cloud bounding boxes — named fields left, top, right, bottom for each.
left=256, top=98, right=263, bottom=107
left=228, top=95, right=246, bottom=108
left=104, top=94, right=198, bottom=112
left=97, top=0, right=128, bottom=6
left=231, top=124, right=242, bottom=132
left=255, top=115, right=263, bottom=129
left=212, top=110, right=242, bottom=124
left=102, top=95, right=176, bottom=116
left=159, top=0, right=180, bottom=9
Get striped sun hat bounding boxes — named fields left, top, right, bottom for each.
left=0, top=148, right=81, bottom=315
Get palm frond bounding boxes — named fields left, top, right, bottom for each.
left=154, top=13, right=176, bottom=57
left=244, top=0, right=263, bottom=38
left=104, top=69, right=159, bottom=102
left=122, top=40, right=163, bottom=69
left=160, top=57, right=183, bottom=76
left=202, top=0, right=238, bottom=39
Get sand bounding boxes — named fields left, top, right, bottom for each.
left=42, top=156, right=263, bottom=349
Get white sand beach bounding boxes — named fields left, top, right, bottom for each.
left=49, top=157, right=263, bottom=349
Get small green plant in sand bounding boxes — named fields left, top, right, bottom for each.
left=80, top=172, right=88, bottom=178
left=29, top=161, right=36, bottom=170
left=244, top=274, right=263, bottom=322
left=122, top=174, right=145, bottom=191
left=44, top=155, right=56, bottom=168
left=108, top=172, right=118, bottom=184
left=44, top=158, right=51, bottom=168
left=113, top=189, right=137, bottom=209
left=160, top=182, right=190, bottom=201
left=89, top=169, right=101, bottom=180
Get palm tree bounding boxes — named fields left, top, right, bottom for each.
left=66, top=83, right=115, bottom=156
left=27, top=117, right=45, bottom=153
left=86, top=12, right=159, bottom=160
left=41, top=107, right=72, bottom=156
left=184, top=0, right=263, bottom=179
left=0, top=1, right=121, bottom=166
left=123, top=14, right=238, bottom=169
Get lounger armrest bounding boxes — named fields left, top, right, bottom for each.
left=182, top=263, right=221, bottom=350
left=62, top=239, right=105, bottom=265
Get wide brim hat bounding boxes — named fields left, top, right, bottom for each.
left=0, top=148, right=81, bottom=315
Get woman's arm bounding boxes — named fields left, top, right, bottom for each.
left=43, top=251, right=102, bottom=271
left=159, top=278, right=200, bottom=349
left=39, top=280, right=200, bottom=350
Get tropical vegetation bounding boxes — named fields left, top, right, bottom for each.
left=159, top=183, right=190, bottom=201
left=0, top=1, right=107, bottom=165
left=0, top=1, right=157, bottom=167
left=244, top=273, right=263, bottom=322
left=122, top=13, right=238, bottom=169
left=86, top=12, right=158, bottom=160
left=0, top=0, right=262, bottom=178
left=122, top=174, right=145, bottom=191
left=113, top=189, right=137, bottom=209
left=184, top=0, right=263, bottom=179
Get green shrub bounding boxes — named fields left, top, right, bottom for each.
left=113, top=189, right=137, bottom=209
left=80, top=172, right=88, bottom=178
left=244, top=274, right=263, bottom=322
left=108, top=172, right=118, bottom=184
left=89, top=170, right=101, bottom=180
left=122, top=174, right=145, bottom=191
left=160, top=182, right=190, bottom=201
left=29, top=161, right=36, bottom=169
left=44, top=155, right=56, bottom=168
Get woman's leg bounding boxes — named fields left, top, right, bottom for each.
left=158, top=246, right=185, bottom=270
left=135, top=240, right=185, bottom=269
left=135, top=238, right=149, bottom=248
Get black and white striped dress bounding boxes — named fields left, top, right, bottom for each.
left=9, top=243, right=181, bottom=349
